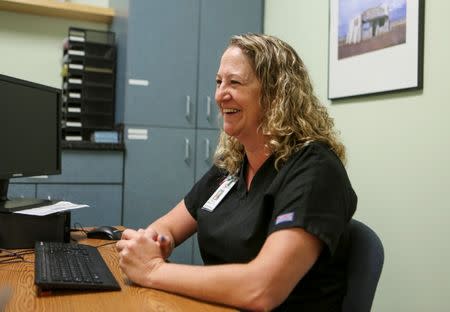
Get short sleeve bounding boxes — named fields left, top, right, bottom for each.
left=268, top=144, right=357, bottom=255
left=184, top=166, right=227, bottom=220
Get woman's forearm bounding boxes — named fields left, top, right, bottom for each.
left=118, top=228, right=320, bottom=311
left=146, top=200, right=197, bottom=246
left=144, top=261, right=275, bottom=311
left=141, top=228, right=322, bottom=311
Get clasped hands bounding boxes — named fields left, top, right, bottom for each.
left=115, top=228, right=173, bottom=286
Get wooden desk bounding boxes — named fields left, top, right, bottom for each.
left=0, top=230, right=236, bottom=312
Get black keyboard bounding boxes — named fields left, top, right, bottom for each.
left=34, top=241, right=121, bottom=291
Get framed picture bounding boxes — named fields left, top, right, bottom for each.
left=328, top=0, right=425, bottom=100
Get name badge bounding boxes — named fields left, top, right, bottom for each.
left=202, top=175, right=238, bottom=212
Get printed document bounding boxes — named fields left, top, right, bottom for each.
left=13, top=201, right=89, bottom=216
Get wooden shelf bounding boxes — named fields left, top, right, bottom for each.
left=0, top=0, right=114, bottom=24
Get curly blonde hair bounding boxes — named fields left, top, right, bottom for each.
left=214, top=33, right=346, bottom=174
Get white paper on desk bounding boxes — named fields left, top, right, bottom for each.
left=13, top=201, right=89, bottom=216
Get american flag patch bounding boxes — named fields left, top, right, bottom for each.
left=275, top=212, right=295, bottom=225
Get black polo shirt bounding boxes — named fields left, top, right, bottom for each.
left=185, top=142, right=357, bottom=311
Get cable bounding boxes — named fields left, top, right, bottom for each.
left=0, top=248, right=34, bottom=264
left=71, top=222, right=88, bottom=235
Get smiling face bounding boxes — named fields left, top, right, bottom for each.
left=215, top=46, right=263, bottom=146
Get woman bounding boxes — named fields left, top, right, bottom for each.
left=116, top=33, right=357, bottom=311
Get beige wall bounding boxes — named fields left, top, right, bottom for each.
left=265, top=0, right=450, bottom=311
left=0, top=1, right=108, bottom=88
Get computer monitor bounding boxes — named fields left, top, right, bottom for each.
left=0, top=74, right=61, bottom=212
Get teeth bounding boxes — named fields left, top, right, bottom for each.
left=223, top=108, right=240, bottom=113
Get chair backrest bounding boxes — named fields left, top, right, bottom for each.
left=342, top=219, right=384, bottom=312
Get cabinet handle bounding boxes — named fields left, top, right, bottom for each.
left=184, top=138, right=191, bottom=162
left=206, top=96, right=211, bottom=120
left=185, top=95, right=191, bottom=120
left=205, top=138, right=210, bottom=161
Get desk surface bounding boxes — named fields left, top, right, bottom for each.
left=0, top=229, right=236, bottom=312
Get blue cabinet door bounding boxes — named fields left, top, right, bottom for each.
left=10, top=150, right=123, bottom=184
left=8, top=184, right=36, bottom=198
left=37, top=184, right=122, bottom=227
left=120, top=0, right=200, bottom=128
left=195, top=129, right=220, bottom=181
left=46, top=150, right=124, bottom=183
left=193, top=129, right=220, bottom=264
left=192, top=233, right=203, bottom=265
left=123, top=126, right=195, bottom=263
left=196, top=0, right=264, bottom=129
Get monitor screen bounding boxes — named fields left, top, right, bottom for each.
left=0, top=74, right=61, bottom=211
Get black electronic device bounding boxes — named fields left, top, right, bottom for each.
left=0, top=211, right=71, bottom=249
left=0, top=74, right=61, bottom=212
left=34, top=241, right=121, bottom=291
left=87, top=226, right=122, bottom=240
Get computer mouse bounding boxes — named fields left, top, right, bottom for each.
left=86, top=226, right=122, bottom=240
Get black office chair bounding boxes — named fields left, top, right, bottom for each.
left=342, top=219, right=384, bottom=312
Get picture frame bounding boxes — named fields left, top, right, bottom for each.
left=328, top=0, right=425, bottom=100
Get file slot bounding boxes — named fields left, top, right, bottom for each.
left=66, top=121, right=82, bottom=128
left=69, top=92, right=81, bottom=99
left=69, top=35, right=85, bottom=42
left=69, top=64, right=84, bottom=70
left=68, top=78, right=82, bottom=84
left=68, top=50, right=85, bottom=56
left=67, top=107, right=81, bottom=113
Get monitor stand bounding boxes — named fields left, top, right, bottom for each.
left=0, top=179, right=51, bottom=213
